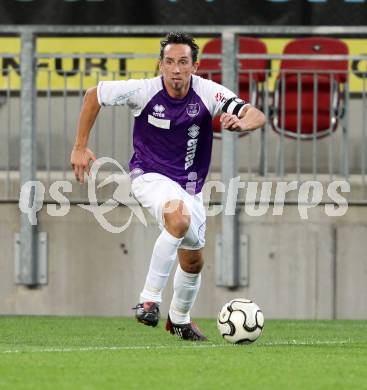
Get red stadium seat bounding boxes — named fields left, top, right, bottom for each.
left=271, top=37, right=349, bottom=139
left=198, top=37, right=268, bottom=138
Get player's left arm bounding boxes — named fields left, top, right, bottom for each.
left=220, top=104, right=266, bottom=133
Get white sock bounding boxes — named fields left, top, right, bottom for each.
left=169, top=264, right=202, bottom=324
left=140, top=229, right=183, bottom=304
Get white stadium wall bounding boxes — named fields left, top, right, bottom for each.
left=0, top=203, right=366, bottom=319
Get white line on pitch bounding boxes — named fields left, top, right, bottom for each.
left=0, top=340, right=352, bottom=354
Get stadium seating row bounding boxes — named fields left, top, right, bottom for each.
left=198, top=37, right=349, bottom=141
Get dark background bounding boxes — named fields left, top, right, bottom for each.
left=0, top=0, right=366, bottom=26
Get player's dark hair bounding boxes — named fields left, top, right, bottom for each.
left=160, top=32, right=199, bottom=63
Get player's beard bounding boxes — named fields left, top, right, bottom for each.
left=172, top=79, right=183, bottom=90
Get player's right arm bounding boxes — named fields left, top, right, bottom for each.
left=71, top=87, right=99, bottom=184
left=71, top=79, right=146, bottom=183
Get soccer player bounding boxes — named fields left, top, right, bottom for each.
left=71, top=32, right=266, bottom=341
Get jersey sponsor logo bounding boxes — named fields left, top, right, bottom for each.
left=153, top=104, right=165, bottom=118
left=185, top=125, right=200, bottom=170
left=186, top=103, right=200, bottom=118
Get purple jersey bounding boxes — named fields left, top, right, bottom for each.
left=97, top=75, right=248, bottom=193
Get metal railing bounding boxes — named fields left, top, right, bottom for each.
left=0, top=60, right=20, bottom=201
left=3, top=57, right=366, bottom=199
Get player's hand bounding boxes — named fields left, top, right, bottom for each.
left=220, top=113, right=246, bottom=132
left=70, top=146, right=96, bottom=184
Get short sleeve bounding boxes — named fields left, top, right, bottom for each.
left=193, top=76, right=251, bottom=118
left=97, top=79, right=146, bottom=115
left=209, top=81, right=251, bottom=117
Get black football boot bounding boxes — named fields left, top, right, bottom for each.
left=133, top=302, right=160, bottom=327
left=165, top=314, right=208, bottom=341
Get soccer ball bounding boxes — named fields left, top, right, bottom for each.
left=217, top=298, right=264, bottom=344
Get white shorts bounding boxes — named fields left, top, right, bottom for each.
left=131, top=173, right=206, bottom=250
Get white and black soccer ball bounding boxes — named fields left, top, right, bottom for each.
left=217, top=298, right=264, bottom=344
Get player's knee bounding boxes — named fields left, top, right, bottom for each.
left=181, top=255, right=203, bottom=274
left=164, top=200, right=191, bottom=238
left=165, top=215, right=190, bottom=238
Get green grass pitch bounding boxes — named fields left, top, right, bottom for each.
left=0, top=317, right=366, bottom=389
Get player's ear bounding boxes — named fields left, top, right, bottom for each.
left=192, top=61, right=199, bottom=74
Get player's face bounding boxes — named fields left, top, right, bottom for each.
left=160, top=44, right=198, bottom=98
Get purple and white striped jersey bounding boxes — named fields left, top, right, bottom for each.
left=97, top=75, right=248, bottom=194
